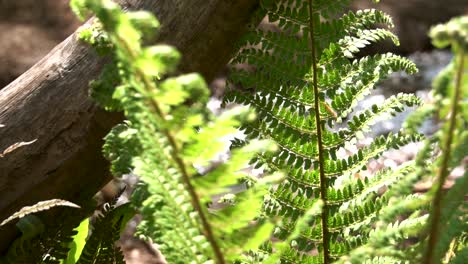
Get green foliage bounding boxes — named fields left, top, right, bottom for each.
left=430, top=16, right=468, bottom=51
left=62, top=218, right=89, bottom=264
left=75, top=202, right=133, bottom=264
left=0, top=203, right=87, bottom=264
left=2, top=1, right=465, bottom=263
left=0, top=196, right=130, bottom=264
left=224, top=0, right=424, bottom=263
left=342, top=15, right=468, bottom=264
left=70, top=0, right=279, bottom=263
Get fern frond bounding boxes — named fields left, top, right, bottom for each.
left=76, top=203, right=131, bottom=264
left=225, top=0, right=421, bottom=262
left=329, top=54, right=418, bottom=120
left=72, top=0, right=280, bottom=263
left=1, top=206, right=87, bottom=264
left=423, top=15, right=467, bottom=264
left=338, top=214, right=429, bottom=264
left=342, top=15, right=467, bottom=263
left=430, top=171, right=468, bottom=262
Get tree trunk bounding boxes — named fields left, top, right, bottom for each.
left=0, top=0, right=260, bottom=252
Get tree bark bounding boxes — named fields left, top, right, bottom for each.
left=0, top=0, right=260, bottom=252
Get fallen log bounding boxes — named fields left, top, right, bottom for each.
left=0, top=0, right=260, bottom=252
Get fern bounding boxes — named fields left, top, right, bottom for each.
left=2, top=0, right=464, bottom=263
left=341, top=15, right=468, bottom=264
left=423, top=15, right=467, bottom=264
left=0, top=202, right=87, bottom=264
left=75, top=201, right=132, bottom=264
left=70, top=0, right=280, bottom=263
left=224, top=0, right=423, bottom=263
left=0, top=196, right=131, bottom=264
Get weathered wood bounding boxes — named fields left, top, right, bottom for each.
left=0, top=0, right=260, bottom=251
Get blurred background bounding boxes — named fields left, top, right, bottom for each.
left=0, top=0, right=466, bottom=263
left=0, top=0, right=467, bottom=89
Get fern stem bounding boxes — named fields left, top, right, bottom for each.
left=308, top=1, right=331, bottom=263
left=142, top=77, right=226, bottom=264
left=116, top=36, right=226, bottom=264
left=142, top=74, right=226, bottom=264
left=424, top=49, right=465, bottom=264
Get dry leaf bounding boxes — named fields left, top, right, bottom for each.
left=0, top=139, right=37, bottom=158
left=0, top=199, right=80, bottom=226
